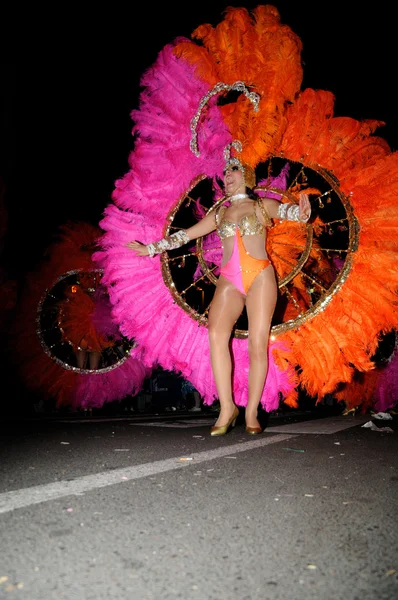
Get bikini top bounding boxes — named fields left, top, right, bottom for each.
left=216, top=201, right=272, bottom=240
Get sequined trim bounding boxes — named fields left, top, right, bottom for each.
left=217, top=211, right=265, bottom=239
left=277, top=202, right=304, bottom=222
left=190, top=82, right=260, bottom=157
left=147, top=230, right=190, bottom=257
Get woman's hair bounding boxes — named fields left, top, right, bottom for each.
left=247, top=186, right=257, bottom=199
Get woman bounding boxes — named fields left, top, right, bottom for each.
left=127, top=156, right=311, bottom=435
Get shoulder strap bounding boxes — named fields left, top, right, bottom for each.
left=215, top=203, right=227, bottom=226
left=256, top=199, right=272, bottom=227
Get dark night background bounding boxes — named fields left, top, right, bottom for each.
left=1, top=0, right=398, bottom=281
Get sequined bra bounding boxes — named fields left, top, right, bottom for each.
left=216, top=203, right=271, bottom=240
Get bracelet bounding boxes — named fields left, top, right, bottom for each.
left=146, top=230, right=190, bottom=257
left=277, top=203, right=305, bottom=222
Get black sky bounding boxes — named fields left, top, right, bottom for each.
left=3, top=0, right=398, bottom=276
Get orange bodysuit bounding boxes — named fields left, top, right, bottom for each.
left=216, top=203, right=272, bottom=295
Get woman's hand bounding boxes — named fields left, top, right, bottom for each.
left=299, top=193, right=311, bottom=222
left=126, top=240, right=149, bottom=256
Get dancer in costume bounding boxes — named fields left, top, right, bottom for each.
left=57, top=274, right=116, bottom=371
left=8, top=221, right=152, bottom=412
left=127, top=142, right=310, bottom=435
left=97, top=5, right=398, bottom=430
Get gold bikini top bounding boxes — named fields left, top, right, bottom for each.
left=216, top=201, right=272, bottom=240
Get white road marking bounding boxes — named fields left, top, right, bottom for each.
left=267, top=415, right=371, bottom=434
left=0, top=434, right=295, bottom=515
left=133, top=419, right=215, bottom=428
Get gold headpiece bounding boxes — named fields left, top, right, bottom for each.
left=189, top=81, right=260, bottom=159
left=223, top=141, right=256, bottom=189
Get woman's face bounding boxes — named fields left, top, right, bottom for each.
left=224, top=165, right=245, bottom=196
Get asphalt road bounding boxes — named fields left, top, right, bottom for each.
left=0, top=409, right=397, bottom=600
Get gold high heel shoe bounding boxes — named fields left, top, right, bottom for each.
left=245, top=424, right=263, bottom=435
left=210, top=407, right=239, bottom=436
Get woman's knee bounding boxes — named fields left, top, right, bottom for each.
left=248, top=335, right=269, bottom=361
left=208, top=325, right=230, bottom=347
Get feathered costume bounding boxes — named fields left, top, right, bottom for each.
left=95, top=5, right=398, bottom=412
left=9, top=221, right=151, bottom=410
left=57, top=276, right=116, bottom=354
left=373, top=346, right=398, bottom=413
left=334, top=333, right=398, bottom=414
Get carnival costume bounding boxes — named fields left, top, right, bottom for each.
left=334, top=333, right=398, bottom=414
left=216, top=198, right=272, bottom=296
left=373, top=346, right=398, bottom=414
left=9, top=221, right=151, bottom=410
left=96, top=5, right=398, bottom=413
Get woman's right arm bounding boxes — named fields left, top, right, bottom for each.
left=126, top=212, right=217, bottom=257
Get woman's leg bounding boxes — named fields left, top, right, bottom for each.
left=245, top=267, right=278, bottom=428
left=89, top=351, right=101, bottom=370
left=76, top=349, right=87, bottom=369
left=208, top=276, right=245, bottom=426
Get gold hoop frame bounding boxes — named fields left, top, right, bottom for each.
left=161, top=158, right=359, bottom=339
left=37, top=268, right=134, bottom=373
